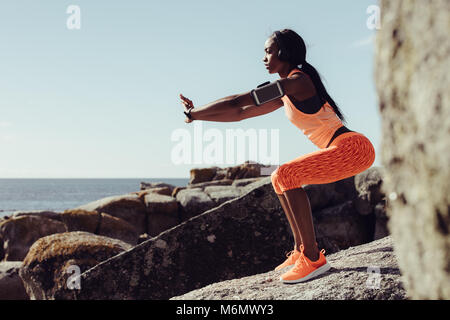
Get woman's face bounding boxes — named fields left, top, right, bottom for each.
left=263, top=38, right=282, bottom=74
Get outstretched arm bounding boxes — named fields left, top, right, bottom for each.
left=189, top=91, right=254, bottom=121
left=180, top=73, right=308, bottom=122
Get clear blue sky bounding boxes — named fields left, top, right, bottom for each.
left=0, top=0, right=381, bottom=178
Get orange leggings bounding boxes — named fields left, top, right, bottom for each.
left=271, top=132, right=376, bottom=194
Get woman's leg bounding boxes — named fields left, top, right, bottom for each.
left=283, top=187, right=319, bottom=261
left=273, top=132, right=376, bottom=262
left=276, top=193, right=302, bottom=251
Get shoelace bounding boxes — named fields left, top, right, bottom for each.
left=292, top=251, right=309, bottom=273
left=285, top=250, right=296, bottom=259
left=292, top=248, right=326, bottom=273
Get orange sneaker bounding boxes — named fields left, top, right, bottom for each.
left=280, top=245, right=331, bottom=283
left=274, top=249, right=302, bottom=271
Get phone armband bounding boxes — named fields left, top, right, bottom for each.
left=250, top=80, right=284, bottom=106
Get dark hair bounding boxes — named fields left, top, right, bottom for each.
left=271, top=29, right=347, bottom=125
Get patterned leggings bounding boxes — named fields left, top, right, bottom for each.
left=271, top=132, right=376, bottom=194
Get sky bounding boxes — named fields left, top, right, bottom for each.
left=0, top=0, right=381, bottom=178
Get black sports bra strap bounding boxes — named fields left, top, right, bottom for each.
left=288, top=94, right=323, bottom=114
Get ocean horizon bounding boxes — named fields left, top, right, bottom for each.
left=0, top=178, right=190, bottom=217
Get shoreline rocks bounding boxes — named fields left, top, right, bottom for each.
left=37, top=168, right=389, bottom=300
left=1, top=163, right=392, bottom=300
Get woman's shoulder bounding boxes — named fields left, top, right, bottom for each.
left=287, top=69, right=317, bottom=99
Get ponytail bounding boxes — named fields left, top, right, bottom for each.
left=300, top=61, right=347, bottom=125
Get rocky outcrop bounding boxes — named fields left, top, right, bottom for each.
left=188, top=161, right=271, bottom=185
left=60, top=209, right=139, bottom=245
left=43, top=169, right=388, bottom=300
left=0, top=215, right=66, bottom=261
left=140, top=181, right=176, bottom=193
left=19, top=231, right=132, bottom=300
left=97, top=212, right=140, bottom=245
left=75, top=194, right=147, bottom=235
left=171, top=236, right=406, bottom=300
left=375, top=0, right=450, bottom=299
left=0, top=210, right=139, bottom=261
left=75, top=177, right=267, bottom=238
left=0, top=261, right=29, bottom=300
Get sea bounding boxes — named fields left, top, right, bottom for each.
left=0, top=178, right=190, bottom=218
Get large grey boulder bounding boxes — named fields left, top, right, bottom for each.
left=19, top=231, right=132, bottom=300
left=171, top=236, right=406, bottom=300
left=375, top=0, right=450, bottom=299
left=140, top=181, right=176, bottom=194
left=175, top=188, right=216, bottom=220
left=0, top=215, right=66, bottom=261
left=76, top=194, right=147, bottom=235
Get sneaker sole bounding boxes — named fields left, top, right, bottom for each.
left=279, top=262, right=331, bottom=284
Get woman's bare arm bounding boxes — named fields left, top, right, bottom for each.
left=181, top=74, right=305, bottom=123
left=188, top=91, right=254, bottom=122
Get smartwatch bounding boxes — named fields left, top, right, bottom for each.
left=184, top=108, right=193, bottom=120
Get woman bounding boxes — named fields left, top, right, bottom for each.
left=179, top=29, right=375, bottom=284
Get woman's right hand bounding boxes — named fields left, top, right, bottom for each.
left=180, top=93, right=194, bottom=123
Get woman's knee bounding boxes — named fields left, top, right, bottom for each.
left=275, top=164, right=294, bottom=183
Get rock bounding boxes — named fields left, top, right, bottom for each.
left=171, top=186, right=186, bottom=198
left=144, top=193, right=180, bottom=237
left=187, top=179, right=233, bottom=189
left=314, top=200, right=374, bottom=254
left=60, top=209, right=100, bottom=234
left=59, top=209, right=139, bottom=245
left=231, top=177, right=265, bottom=187
left=49, top=180, right=290, bottom=299
left=19, top=231, right=132, bottom=300
left=354, top=167, right=385, bottom=215
left=189, top=167, right=219, bottom=185
left=213, top=161, right=265, bottom=181
left=0, top=215, right=66, bottom=261
left=75, top=194, right=147, bottom=235
left=171, top=236, right=406, bottom=300
left=175, top=188, right=216, bottom=220
left=12, top=210, right=62, bottom=222
left=98, top=213, right=139, bottom=245
left=140, top=181, right=176, bottom=193
left=0, top=261, right=29, bottom=300
left=51, top=177, right=380, bottom=300
left=188, top=162, right=271, bottom=185
left=375, top=0, right=450, bottom=299
left=374, top=203, right=389, bottom=240
left=146, top=187, right=173, bottom=196
left=203, top=185, right=243, bottom=205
